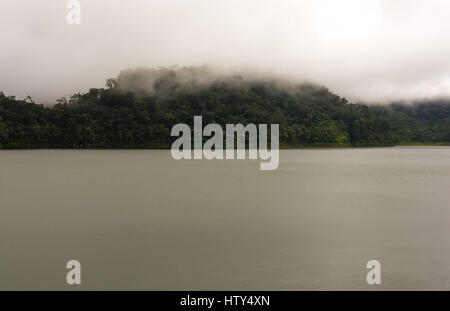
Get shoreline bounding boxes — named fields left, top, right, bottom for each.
left=0, top=143, right=449, bottom=150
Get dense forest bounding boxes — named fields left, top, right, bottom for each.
left=371, top=101, right=450, bottom=144
left=0, top=67, right=448, bottom=149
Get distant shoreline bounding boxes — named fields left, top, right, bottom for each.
left=1, top=142, right=449, bottom=150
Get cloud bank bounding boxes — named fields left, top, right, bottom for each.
left=2, top=0, right=450, bottom=103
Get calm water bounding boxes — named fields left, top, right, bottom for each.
left=0, top=148, right=449, bottom=290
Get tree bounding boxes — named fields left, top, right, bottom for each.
left=0, top=116, right=8, bottom=147
left=105, top=78, right=118, bottom=89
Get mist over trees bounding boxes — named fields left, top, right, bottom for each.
left=0, top=66, right=448, bottom=149
left=372, top=101, right=450, bottom=143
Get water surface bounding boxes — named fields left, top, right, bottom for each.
left=1, top=148, right=449, bottom=290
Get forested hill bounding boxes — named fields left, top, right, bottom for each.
left=370, top=101, right=450, bottom=144
left=0, top=67, right=447, bottom=149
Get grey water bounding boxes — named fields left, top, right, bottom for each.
left=0, top=148, right=449, bottom=290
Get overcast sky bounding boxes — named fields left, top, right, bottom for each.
left=2, top=0, right=450, bottom=103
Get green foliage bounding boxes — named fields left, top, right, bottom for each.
left=0, top=81, right=398, bottom=148
left=371, top=101, right=450, bottom=143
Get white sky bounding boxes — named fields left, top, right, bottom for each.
left=1, top=0, right=450, bottom=103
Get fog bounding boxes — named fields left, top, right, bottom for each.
left=2, top=0, right=450, bottom=104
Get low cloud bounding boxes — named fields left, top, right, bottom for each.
left=2, top=0, right=450, bottom=104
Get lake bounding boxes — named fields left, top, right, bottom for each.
left=0, top=148, right=449, bottom=290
